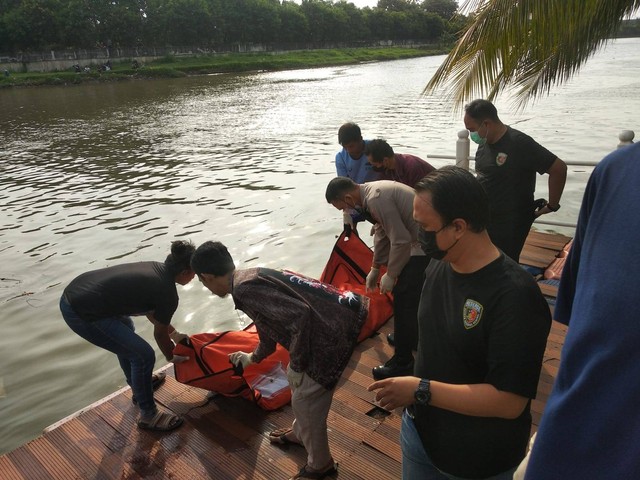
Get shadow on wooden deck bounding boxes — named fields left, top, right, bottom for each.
left=0, top=229, right=572, bottom=480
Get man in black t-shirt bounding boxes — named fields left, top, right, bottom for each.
left=369, top=166, right=551, bottom=479
left=463, top=99, right=567, bottom=262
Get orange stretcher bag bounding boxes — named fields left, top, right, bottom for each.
left=173, top=325, right=291, bottom=411
left=320, top=232, right=394, bottom=342
left=173, top=232, right=393, bottom=410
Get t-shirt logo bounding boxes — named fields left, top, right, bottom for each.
left=496, top=153, right=508, bottom=166
left=463, top=299, right=483, bottom=329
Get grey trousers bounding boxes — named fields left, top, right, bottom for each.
left=288, top=366, right=334, bottom=470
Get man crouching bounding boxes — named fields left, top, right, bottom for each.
left=191, top=241, right=369, bottom=480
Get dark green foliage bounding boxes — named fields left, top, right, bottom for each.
left=0, top=0, right=465, bottom=52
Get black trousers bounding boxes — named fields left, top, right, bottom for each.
left=392, top=255, right=430, bottom=362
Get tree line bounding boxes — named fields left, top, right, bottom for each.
left=0, top=0, right=465, bottom=54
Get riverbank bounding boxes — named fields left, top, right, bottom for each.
left=0, top=46, right=449, bottom=88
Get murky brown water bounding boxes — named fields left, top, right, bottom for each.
left=1, top=38, right=638, bottom=453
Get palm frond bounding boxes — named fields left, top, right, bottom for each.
left=425, top=0, right=640, bottom=110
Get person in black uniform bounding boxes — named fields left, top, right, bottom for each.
left=463, top=99, right=567, bottom=262
left=60, top=240, right=195, bottom=432
left=369, top=167, right=551, bottom=479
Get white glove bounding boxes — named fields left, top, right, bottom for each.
left=380, top=273, right=396, bottom=294
left=366, top=267, right=380, bottom=292
left=229, top=351, right=254, bottom=369
left=169, top=330, right=188, bottom=344
left=169, top=354, right=190, bottom=364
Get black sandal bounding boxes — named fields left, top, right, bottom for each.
left=289, top=462, right=337, bottom=479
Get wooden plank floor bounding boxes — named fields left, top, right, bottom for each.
left=0, top=230, right=572, bottom=480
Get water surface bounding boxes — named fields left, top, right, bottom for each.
left=0, top=38, right=638, bottom=454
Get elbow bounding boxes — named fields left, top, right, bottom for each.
left=498, top=397, right=529, bottom=419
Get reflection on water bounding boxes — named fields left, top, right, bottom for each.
left=0, top=38, right=638, bottom=454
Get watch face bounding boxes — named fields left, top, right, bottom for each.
left=416, top=391, right=428, bottom=403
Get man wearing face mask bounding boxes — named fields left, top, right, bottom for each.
left=325, top=177, right=428, bottom=380
left=364, top=139, right=435, bottom=188
left=368, top=166, right=551, bottom=480
left=464, top=99, right=567, bottom=262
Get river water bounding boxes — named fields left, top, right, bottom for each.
left=0, top=38, right=638, bottom=454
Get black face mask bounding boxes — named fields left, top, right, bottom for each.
left=418, top=225, right=458, bottom=260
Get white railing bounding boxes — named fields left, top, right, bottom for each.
left=427, top=130, right=635, bottom=229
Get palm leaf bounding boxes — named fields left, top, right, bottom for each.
left=425, top=0, right=640, bottom=109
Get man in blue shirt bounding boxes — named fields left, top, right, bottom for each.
left=335, top=122, right=381, bottom=237
left=524, top=142, right=640, bottom=479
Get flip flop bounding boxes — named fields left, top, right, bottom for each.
left=132, top=372, right=167, bottom=405
left=289, top=462, right=338, bottom=480
left=268, top=427, right=304, bottom=447
left=137, top=410, right=183, bottom=432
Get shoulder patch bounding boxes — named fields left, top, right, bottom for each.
left=463, top=299, right=483, bottom=329
left=496, top=152, right=508, bottom=166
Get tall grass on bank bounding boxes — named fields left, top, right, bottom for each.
left=0, top=46, right=450, bottom=88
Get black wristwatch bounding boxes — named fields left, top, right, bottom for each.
left=547, top=203, right=561, bottom=212
left=414, top=378, right=431, bottom=405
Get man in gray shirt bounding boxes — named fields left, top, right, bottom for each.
left=326, top=177, right=429, bottom=380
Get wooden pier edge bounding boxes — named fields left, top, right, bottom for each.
left=0, top=230, right=570, bottom=479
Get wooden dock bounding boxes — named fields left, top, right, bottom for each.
left=0, top=230, right=572, bottom=480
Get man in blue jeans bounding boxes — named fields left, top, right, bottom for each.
left=369, top=167, right=551, bottom=479
left=60, top=240, right=195, bottom=432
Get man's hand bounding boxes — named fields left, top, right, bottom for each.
left=169, top=354, right=190, bottom=364
left=169, top=330, right=189, bottom=345
left=229, top=351, right=254, bottom=369
left=380, top=273, right=395, bottom=294
left=366, top=267, right=380, bottom=292
left=368, top=376, right=420, bottom=411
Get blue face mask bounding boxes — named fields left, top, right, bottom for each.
left=470, top=122, right=487, bottom=145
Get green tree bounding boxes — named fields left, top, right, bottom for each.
left=58, top=0, right=99, bottom=48
left=278, top=1, right=310, bottom=43
left=90, top=0, right=146, bottom=47
left=145, top=0, right=215, bottom=46
left=424, top=0, right=640, bottom=107
left=377, top=0, right=419, bottom=12
left=366, top=8, right=394, bottom=40
left=421, top=0, right=458, bottom=19
left=334, top=1, right=370, bottom=42
left=2, top=0, right=62, bottom=50
left=300, top=0, right=348, bottom=44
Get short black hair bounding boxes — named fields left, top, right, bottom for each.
left=464, top=99, right=500, bottom=123
left=338, top=122, right=362, bottom=145
left=164, top=240, right=195, bottom=275
left=191, top=241, right=235, bottom=276
left=325, top=176, right=358, bottom=203
left=414, top=166, right=489, bottom=232
left=364, top=139, right=394, bottom=163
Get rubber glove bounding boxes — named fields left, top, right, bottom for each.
left=169, top=354, right=190, bottom=364
left=169, top=330, right=188, bottom=344
left=229, top=351, right=254, bottom=369
left=366, top=267, right=380, bottom=292
left=380, top=273, right=396, bottom=294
